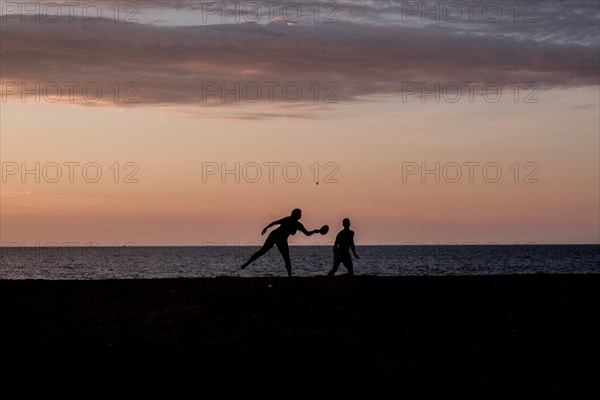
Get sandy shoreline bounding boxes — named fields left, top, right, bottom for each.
left=1, top=274, right=598, bottom=396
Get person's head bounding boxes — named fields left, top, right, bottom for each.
left=291, top=209, right=302, bottom=220
left=342, top=218, right=351, bottom=228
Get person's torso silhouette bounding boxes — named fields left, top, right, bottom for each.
left=272, top=216, right=302, bottom=238
left=334, top=229, right=354, bottom=256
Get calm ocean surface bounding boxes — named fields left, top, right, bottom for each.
left=0, top=245, right=598, bottom=280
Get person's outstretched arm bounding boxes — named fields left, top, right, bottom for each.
left=262, top=218, right=284, bottom=235
left=351, top=232, right=360, bottom=259
left=298, top=223, right=319, bottom=236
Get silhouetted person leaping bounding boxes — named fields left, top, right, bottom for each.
left=328, top=218, right=359, bottom=277
left=241, top=209, right=322, bottom=277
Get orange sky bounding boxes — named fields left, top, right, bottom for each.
left=1, top=1, right=599, bottom=245
left=1, top=87, right=598, bottom=245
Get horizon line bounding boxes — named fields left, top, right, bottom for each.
left=2, top=243, right=599, bottom=249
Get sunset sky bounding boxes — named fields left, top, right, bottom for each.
left=1, top=0, right=598, bottom=246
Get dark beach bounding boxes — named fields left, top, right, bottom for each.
left=1, top=275, right=598, bottom=397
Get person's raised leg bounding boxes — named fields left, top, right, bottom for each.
left=241, top=236, right=274, bottom=269
left=276, top=241, right=292, bottom=277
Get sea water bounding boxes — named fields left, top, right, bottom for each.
left=0, top=245, right=598, bottom=279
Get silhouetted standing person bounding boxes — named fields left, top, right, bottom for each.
left=328, top=218, right=359, bottom=277
left=241, top=209, right=320, bottom=277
